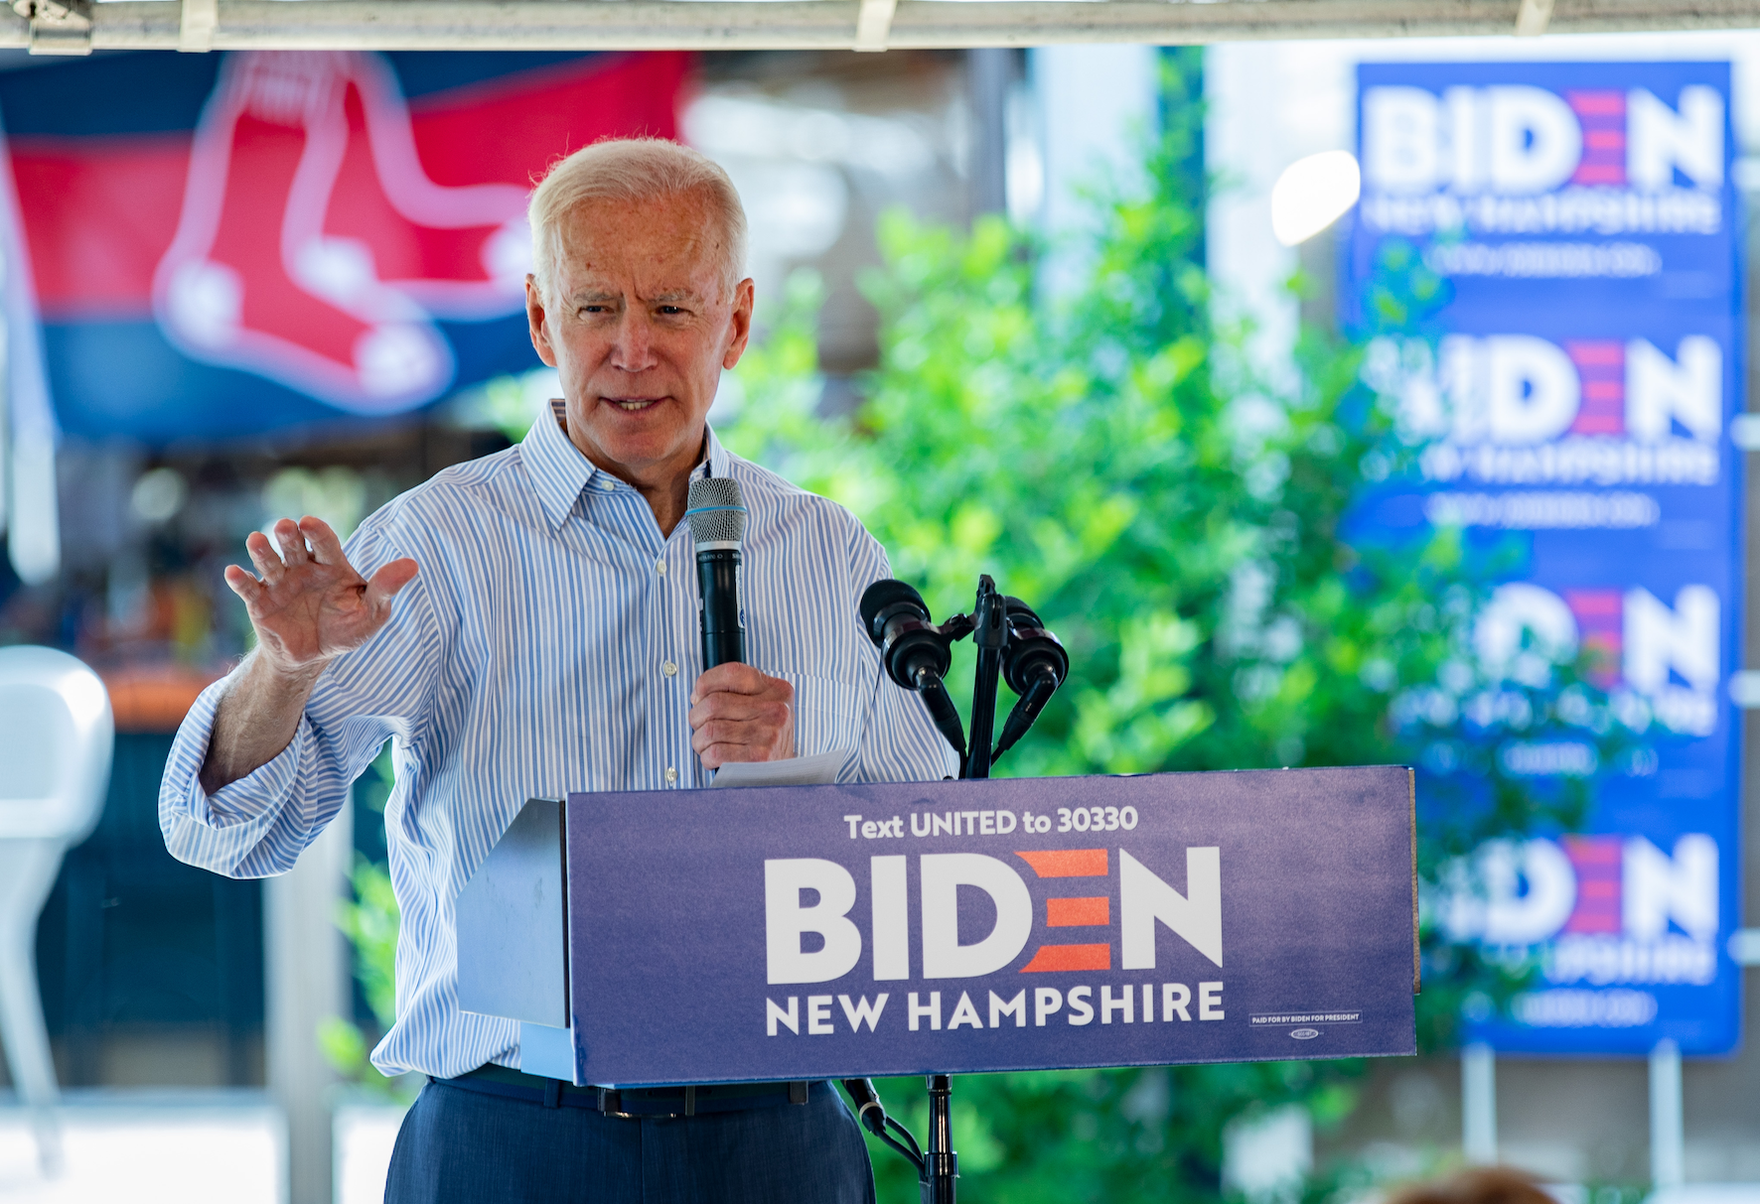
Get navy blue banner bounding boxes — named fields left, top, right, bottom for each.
left=562, top=768, right=1416, bottom=1087
left=1343, top=61, right=1742, bottom=1054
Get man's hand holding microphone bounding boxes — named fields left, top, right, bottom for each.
left=684, top=475, right=795, bottom=770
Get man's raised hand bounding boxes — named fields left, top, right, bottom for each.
left=224, top=516, right=418, bottom=682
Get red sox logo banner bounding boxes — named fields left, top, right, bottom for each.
left=0, top=51, right=689, bottom=442
left=155, top=52, right=531, bottom=412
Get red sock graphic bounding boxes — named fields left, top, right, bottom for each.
left=154, top=53, right=529, bottom=414
left=320, top=54, right=529, bottom=316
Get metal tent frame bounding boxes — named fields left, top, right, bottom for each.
left=7, top=0, right=1760, bottom=58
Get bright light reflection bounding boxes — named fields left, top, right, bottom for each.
left=1270, top=150, right=1361, bottom=247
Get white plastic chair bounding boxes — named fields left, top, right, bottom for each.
left=0, top=646, right=113, bottom=1175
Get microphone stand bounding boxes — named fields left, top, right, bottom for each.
left=858, top=572, right=1065, bottom=1204
left=965, top=576, right=1006, bottom=782
left=922, top=1074, right=957, bottom=1204
left=923, top=578, right=1008, bottom=1203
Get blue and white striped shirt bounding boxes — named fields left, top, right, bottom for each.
left=159, top=402, right=951, bottom=1079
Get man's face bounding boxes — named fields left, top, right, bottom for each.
left=526, top=191, right=753, bottom=484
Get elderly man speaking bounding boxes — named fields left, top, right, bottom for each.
left=159, top=139, right=948, bottom=1202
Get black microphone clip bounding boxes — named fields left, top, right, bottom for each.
left=993, top=597, right=1068, bottom=763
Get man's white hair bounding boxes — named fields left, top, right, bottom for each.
left=528, top=137, right=748, bottom=301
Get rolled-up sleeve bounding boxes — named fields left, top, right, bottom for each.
left=159, top=518, right=443, bottom=878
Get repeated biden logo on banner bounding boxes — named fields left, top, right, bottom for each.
left=1471, top=581, right=1720, bottom=739
left=1349, top=60, right=1735, bottom=313
left=1368, top=330, right=1723, bottom=487
left=1359, top=76, right=1724, bottom=236
left=1440, top=831, right=1719, bottom=1030
left=1344, top=60, right=1740, bottom=1056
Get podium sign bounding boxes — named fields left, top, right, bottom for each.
left=458, top=766, right=1417, bottom=1086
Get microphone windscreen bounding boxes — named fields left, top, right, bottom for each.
left=1002, top=596, right=1043, bottom=627
left=686, top=477, right=746, bottom=545
left=859, top=578, right=929, bottom=642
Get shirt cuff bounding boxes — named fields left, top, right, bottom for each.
left=159, top=675, right=314, bottom=874
left=179, top=717, right=308, bottom=817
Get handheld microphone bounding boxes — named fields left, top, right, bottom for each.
left=993, top=597, right=1068, bottom=763
left=859, top=578, right=968, bottom=768
left=686, top=476, right=747, bottom=670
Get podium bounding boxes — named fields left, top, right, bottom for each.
left=456, top=765, right=1418, bottom=1087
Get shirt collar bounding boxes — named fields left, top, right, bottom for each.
left=523, top=398, right=735, bottom=531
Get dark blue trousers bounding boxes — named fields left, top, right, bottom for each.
left=383, top=1078, right=877, bottom=1204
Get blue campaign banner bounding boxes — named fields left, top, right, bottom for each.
left=1342, top=61, right=1742, bottom=1055
left=561, top=768, right=1416, bottom=1087
left=1348, top=61, right=1736, bottom=323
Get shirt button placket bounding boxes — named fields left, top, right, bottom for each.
left=658, top=542, right=691, bottom=789
left=669, top=543, right=699, bottom=789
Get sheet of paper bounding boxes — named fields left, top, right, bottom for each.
left=709, top=749, right=852, bottom=788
